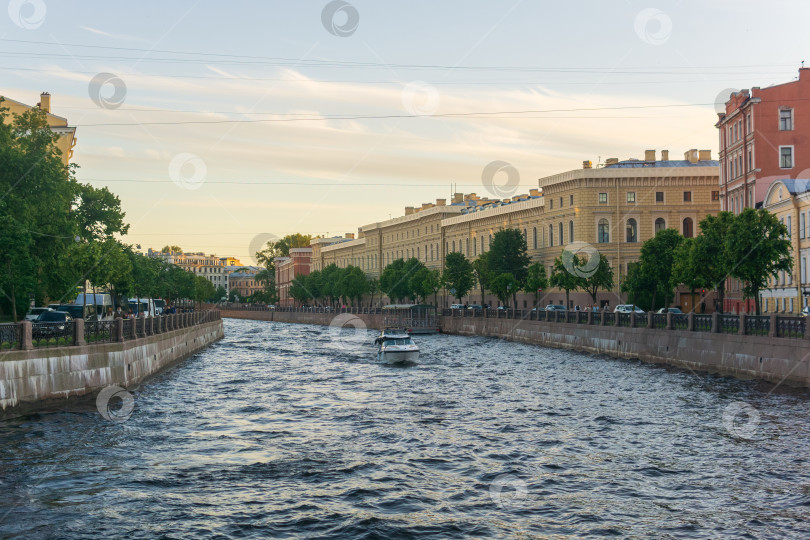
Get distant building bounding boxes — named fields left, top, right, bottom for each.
left=276, top=247, right=312, bottom=306
left=228, top=271, right=262, bottom=300
left=716, top=67, right=810, bottom=311
left=762, top=179, right=810, bottom=314
left=147, top=249, right=230, bottom=292
left=1, top=92, right=77, bottom=165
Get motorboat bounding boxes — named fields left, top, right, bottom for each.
left=374, top=329, right=420, bottom=364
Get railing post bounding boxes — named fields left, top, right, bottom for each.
left=687, top=312, right=694, bottom=332
left=115, top=318, right=124, bottom=342
left=666, top=312, right=673, bottom=330
left=768, top=313, right=777, bottom=338
left=738, top=313, right=746, bottom=336
left=587, top=310, right=593, bottom=325
left=804, top=316, right=810, bottom=340
left=630, top=312, right=636, bottom=328
left=148, top=317, right=154, bottom=336
left=20, top=321, right=33, bottom=350
left=647, top=311, right=654, bottom=329
left=555, top=310, right=561, bottom=323
left=711, top=312, right=719, bottom=333
left=74, top=319, right=86, bottom=346
left=614, top=311, right=621, bottom=327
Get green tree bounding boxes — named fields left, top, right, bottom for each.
left=367, top=277, right=380, bottom=308
left=549, top=255, right=583, bottom=308
left=73, top=184, right=129, bottom=241
left=671, top=237, right=703, bottom=312
left=491, top=273, right=519, bottom=307
left=289, top=274, right=313, bottom=306
left=726, top=208, right=793, bottom=315
left=213, top=285, right=227, bottom=302
left=581, top=254, right=614, bottom=305
left=638, top=228, right=683, bottom=310
left=524, top=262, right=548, bottom=309
left=693, top=212, right=735, bottom=312
left=193, top=275, right=215, bottom=307
left=442, top=252, right=474, bottom=303
left=340, top=266, right=369, bottom=306
left=621, top=261, right=654, bottom=310
left=380, top=259, right=409, bottom=302
left=408, top=266, right=434, bottom=304
left=472, top=252, right=493, bottom=307
left=488, top=229, right=531, bottom=307
left=161, top=245, right=182, bottom=253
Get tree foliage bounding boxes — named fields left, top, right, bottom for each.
left=442, top=252, right=474, bottom=302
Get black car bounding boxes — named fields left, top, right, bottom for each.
left=34, top=311, right=74, bottom=338
left=56, top=304, right=98, bottom=321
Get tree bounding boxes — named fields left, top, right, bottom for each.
left=340, top=266, right=369, bottom=306
left=726, top=208, right=793, bottom=315
left=524, top=263, right=548, bottom=309
left=161, top=245, right=182, bottom=253
left=671, top=237, right=703, bottom=312
left=73, top=184, right=129, bottom=241
left=621, top=261, right=654, bottom=310
left=367, top=277, right=380, bottom=308
left=549, top=255, right=583, bottom=308
left=693, top=212, right=734, bottom=312
left=488, top=229, right=531, bottom=307
left=408, top=266, right=434, bottom=304
left=491, top=273, right=519, bottom=307
left=581, top=253, right=614, bottom=305
left=638, top=228, right=683, bottom=310
left=193, top=275, right=215, bottom=307
left=213, top=285, right=227, bottom=302
left=289, top=274, right=313, bottom=306
left=472, top=252, right=493, bottom=307
left=442, top=252, right=474, bottom=303
left=380, top=259, right=412, bottom=303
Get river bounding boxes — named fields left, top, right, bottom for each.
left=1, top=318, right=809, bottom=538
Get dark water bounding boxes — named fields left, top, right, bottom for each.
left=1, top=318, right=809, bottom=539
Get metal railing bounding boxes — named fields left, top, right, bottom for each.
left=776, top=316, right=806, bottom=339
left=652, top=313, right=667, bottom=329
left=745, top=316, right=770, bottom=336
left=85, top=320, right=116, bottom=344
left=694, top=315, right=713, bottom=333
left=672, top=314, right=689, bottom=330
left=32, top=321, right=75, bottom=348
left=0, top=323, right=21, bottom=350
left=720, top=315, right=739, bottom=334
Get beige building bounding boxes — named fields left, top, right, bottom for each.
left=762, top=179, right=810, bottom=314
left=1, top=92, right=77, bottom=165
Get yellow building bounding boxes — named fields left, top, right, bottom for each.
left=1, top=92, right=77, bottom=165
left=762, top=179, right=810, bottom=314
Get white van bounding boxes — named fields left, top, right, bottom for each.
left=128, top=298, right=156, bottom=318
left=75, top=293, right=114, bottom=319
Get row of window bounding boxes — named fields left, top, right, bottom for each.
left=596, top=191, right=715, bottom=205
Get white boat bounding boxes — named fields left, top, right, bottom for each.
left=374, top=329, right=420, bottom=364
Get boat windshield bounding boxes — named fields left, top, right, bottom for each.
left=384, top=338, right=414, bottom=346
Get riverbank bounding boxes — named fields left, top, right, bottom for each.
left=221, top=309, right=809, bottom=387
left=0, top=315, right=224, bottom=419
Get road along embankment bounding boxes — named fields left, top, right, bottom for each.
left=223, top=308, right=809, bottom=388
left=0, top=317, right=224, bottom=419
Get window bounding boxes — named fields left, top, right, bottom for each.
left=626, top=219, right=638, bottom=243
left=779, top=108, right=794, bottom=131
left=712, top=191, right=720, bottom=201
left=472, top=240, right=476, bottom=256
left=558, top=222, right=563, bottom=246
left=598, top=193, right=608, bottom=204
left=570, top=195, right=574, bottom=206
left=559, top=197, right=563, bottom=208
left=598, top=219, right=610, bottom=243
left=683, top=191, right=692, bottom=202
left=655, top=218, right=666, bottom=233
left=533, top=227, right=537, bottom=249
left=780, top=146, right=794, bottom=169
left=480, top=236, right=484, bottom=253
left=549, top=199, right=553, bottom=209
left=452, top=240, right=456, bottom=252
left=787, top=215, right=792, bottom=238
left=569, top=220, right=574, bottom=243
left=466, top=238, right=470, bottom=255
left=655, top=192, right=664, bottom=203
left=801, top=213, right=806, bottom=239
left=549, top=225, right=554, bottom=247
left=683, top=217, right=694, bottom=238
left=627, top=192, right=636, bottom=204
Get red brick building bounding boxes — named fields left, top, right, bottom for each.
left=276, top=247, right=312, bottom=306
left=716, top=67, right=810, bottom=313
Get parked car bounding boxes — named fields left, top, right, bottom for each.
left=467, top=304, right=483, bottom=311
left=34, top=311, right=74, bottom=338
left=614, top=304, right=645, bottom=314
left=656, top=307, right=683, bottom=314
left=25, top=307, right=53, bottom=321
left=56, top=304, right=97, bottom=321
left=450, top=304, right=465, bottom=310
left=74, top=293, right=113, bottom=319
left=545, top=304, right=567, bottom=311
left=801, top=306, right=809, bottom=317
left=153, top=299, right=166, bottom=316
left=128, top=298, right=156, bottom=318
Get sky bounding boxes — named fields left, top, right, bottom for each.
left=1, top=0, right=808, bottom=262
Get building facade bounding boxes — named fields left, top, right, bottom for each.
left=228, top=271, right=262, bottom=300
left=275, top=247, right=312, bottom=306
left=762, top=179, right=810, bottom=314
left=1, top=92, right=77, bottom=165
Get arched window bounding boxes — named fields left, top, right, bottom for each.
left=430, top=244, right=434, bottom=261
left=523, top=229, right=528, bottom=248
left=452, top=240, right=456, bottom=252
left=533, top=227, right=538, bottom=249
left=655, top=218, right=666, bottom=234
left=598, top=219, right=610, bottom=243
left=473, top=238, right=477, bottom=256
left=549, top=225, right=554, bottom=247
left=683, top=217, right=694, bottom=238
left=558, top=222, right=563, bottom=246
left=626, top=219, right=638, bottom=243
left=466, top=238, right=470, bottom=255
left=569, top=220, right=574, bottom=243
left=417, top=247, right=420, bottom=260
left=480, top=236, right=484, bottom=253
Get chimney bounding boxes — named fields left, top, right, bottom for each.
left=345, top=233, right=355, bottom=239
left=684, top=149, right=699, bottom=164
left=661, top=150, right=669, bottom=161
left=511, top=195, right=521, bottom=201
left=39, top=92, right=51, bottom=113
left=644, top=149, right=656, bottom=161
left=405, top=206, right=415, bottom=215
left=421, top=203, right=433, bottom=210
left=583, top=160, right=593, bottom=169
left=529, top=189, right=540, bottom=197
left=605, top=158, right=619, bottom=166
left=436, top=198, right=446, bottom=206
left=452, top=193, right=463, bottom=204
left=698, top=149, right=712, bottom=161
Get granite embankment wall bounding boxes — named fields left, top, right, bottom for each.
left=0, top=320, right=224, bottom=418
left=221, top=309, right=387, bottom=329
left=222, top=309, right=810, bottom=387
